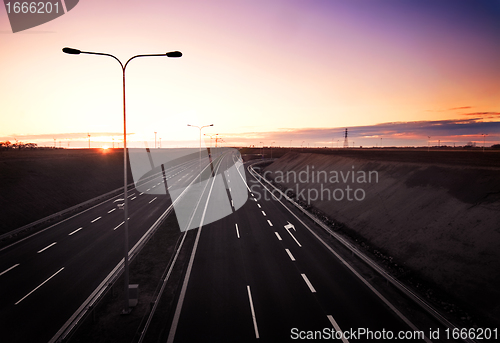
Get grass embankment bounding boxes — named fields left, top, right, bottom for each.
left=0, top=149, right=132, bottom=235
left=264, top=151, right=500, bottom=327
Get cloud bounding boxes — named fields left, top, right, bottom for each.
left=449, top=106, right=472, bottom=110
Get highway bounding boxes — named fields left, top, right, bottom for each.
left=1, top=149, right=446, bottom=342
left=0, top=152, right=205, bottom=343
left=161, top=155, right=439, bottom=342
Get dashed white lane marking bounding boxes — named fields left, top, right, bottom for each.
left=108, top=208, right=116, bottom=213
left=37, top=242, right=57, bottom=254
left=235, top=224, right=240, bottom=239
left=131, top=196, right=137, bottom=201
left=247, top=286, right=260, bottom=339
left=261, top=211, right=266, bottom=216
left=274, top=232, right=282, bottom=241
left=15, top=267, right=64, bottom=305
left=301, top=274, right=316, bottom=293
left=139, top=192, right=144, bottom=196
left=327, top=315, right=350, bottom=343
left=146, top=188, right=151, bottom=191
left=127, top=193, right=135, bottom=198
left=251, top=193, right=255, bottom=197
left=149, top=197, right=157, bottom=204
left=113, top=221, right=124, bottom=231
left=231, top=200, right=234, bottom=207
left=68, top=227, right=83, bottom=236
left=257, top=204, right=261, bottom=208
left=267, top=220, right=273, bottom=227
left=0, top=264, right=20, bottom=277
left=285, top=249, right=296, bottom=261
left=91, top=216, right=101, bottom=223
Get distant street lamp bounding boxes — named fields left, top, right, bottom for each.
left=154, top=132, right=157, bottom=149
left=271, top=141, right=275, bottom=159
left=63, top=46, right=182, bottom=314
left=188, top=124, right=213, bottom=174
left=88, top=133, right=91, bottom=149
left=260, top=141, right=264, bottom=159
left=482, top=133, right=488, bottom=152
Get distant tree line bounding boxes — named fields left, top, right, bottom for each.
left=0, top=141, right=39, bottom=150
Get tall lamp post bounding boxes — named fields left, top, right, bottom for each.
left=154, top=131, right=157, bottom=149
left=187, top=124, right=213, bottom=174
left=63, top=47, right=182, bottom=314
left=482, top=133, right=488, bottom=152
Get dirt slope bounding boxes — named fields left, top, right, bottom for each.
left=264, top=151, right=500, bottom=325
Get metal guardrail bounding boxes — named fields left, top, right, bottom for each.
left=249, top=162, right=476, bottom=343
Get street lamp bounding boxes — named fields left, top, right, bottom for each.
left=154, top=132, right=157, bottom=149
left=482, top=133, right=488, bottom=152
left=260, top=141, right=264, bottom=159
left=188, top=124, right=213, bottom=175
left=63, top=46, right=182, bottom=315
left=271, top=141, right=275, bottom=159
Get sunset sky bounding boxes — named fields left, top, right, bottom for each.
left=1, top=0, right=499, bottom=148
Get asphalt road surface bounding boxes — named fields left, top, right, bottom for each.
left=164, top=156, right=438, bottom=343
left=0, top=154, right=204, bottom=343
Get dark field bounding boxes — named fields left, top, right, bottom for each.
left=240, top=147, right=500, bottom=168
left=0, top=148, right=132, bottom=235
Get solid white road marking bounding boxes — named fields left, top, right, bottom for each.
left=275, top=232, right=282, bottom=241
left=37, top=242, right=57, bottom=253
left=286, top=230, right=301, bottom=247
left=235, top=224, right=240, bottom=239
left=149, top=197, right=157, bottom=204
left=107, top=208, right=116, bottom=213
left=261, top=211, right=266, bottom=216
left=301, top=274, right=316, bottom=293
left=247, top=285, right=260, bottom=339
left=68, top=227, right=83, bottom=236
left=113, top=221, right=125, bottom=230
left=285, top=249, right=296, bottom=261
left=91, top=216, right=101, bottom=223
left=15, top=267, right=64, bottom=305
left=327, top=315, right=350, bottom=343
left=267, top=220, right=273, bottom=226
left=0, top=264, right=20, bottom=276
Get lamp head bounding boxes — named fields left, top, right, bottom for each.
left=63, top=47, right=81, bottom=55
left=166, top=51, right=182, bottom=58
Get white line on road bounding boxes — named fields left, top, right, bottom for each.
left=107, top=208, right=116, bottom=213
left=91, top=216, right=101, bottom=223
left=139, top=192, right=144, bottom=195
left=68, top=227, right=83, bottom=236
left=275, top=232, right=282, bottom=241
left=127, top=193, right=135, bottom=198
left=0, top=264, right=20, bottom=276
left=301, top=274, right=316, bottom=293
left=261, top=211, right=266, bottom=216
left=131, top=197, right=136, bottom=201
left=37, top=242, right=57, bottom=253
left=257, top=203, right=261, bottom=208
left=327, top=315, right=349, bottom=343
left=235, top=224, right=240, bottom=239
left=149, top=197, right=157, bottom=204
left=285, top=228, right=302, bottom=247
left=285, top=249, right=296, bottom=261
left=113, top=221, right=124, bottom=230
left=267, top=220, right=273, bottom=227
left=247, top=285, right=260, bottom=339
left=146, top=188, right=151, bottom=191
left=231, top=200, right=234, bottom=207
left=15, top=267, right=64, bottom=305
